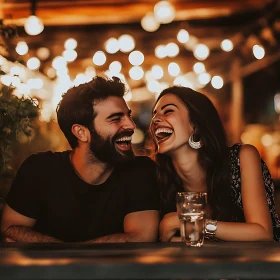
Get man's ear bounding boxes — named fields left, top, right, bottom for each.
left=71, top=124, right=89, bottom=142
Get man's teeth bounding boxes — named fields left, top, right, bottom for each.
left=116, top=136, right=132, bottom=142
left=155, top=128, right=173, bottom=135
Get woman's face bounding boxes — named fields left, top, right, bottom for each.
left=150, top=93, right=193, bottom=155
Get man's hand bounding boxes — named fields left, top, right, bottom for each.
left=5, top=238, right=16, bottom=242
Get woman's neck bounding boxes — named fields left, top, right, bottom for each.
left=171, top=146, right=207, bottom=192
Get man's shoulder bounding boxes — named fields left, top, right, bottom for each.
left=21, top=151, right=69, bottom=169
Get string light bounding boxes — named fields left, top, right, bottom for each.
left=92, top=51, right=106, bottom=66
left=177, top=29, right=189, bottom=43
left=211, top=75, right=223, bottom=89
left=168, top=62, right=180, bottom=77
left=221, top=39, right=233, bottom=52
left=141, top=12, right=160, bottom=32
left=24, top=15, right=44, bottom=36
left=64, top=38, right=77, bottom=50
left=16, top=41, right=29, bottom=55
left=154, top=1, right=175, bottom=24
left=194, top=44, right=210, bottom=60
left=119, top=35, right=135, bottom=53
left=128, top=51, right=144, bottom=66
left=253, top=45, right=265, bottom=59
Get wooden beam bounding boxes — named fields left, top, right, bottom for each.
left=2, top=0, right=274, bottom=26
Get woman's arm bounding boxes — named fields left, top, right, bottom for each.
left=214, top=144, right=273, bottom=241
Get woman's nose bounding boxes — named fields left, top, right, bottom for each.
left=152, top=115, right=162, bottom=124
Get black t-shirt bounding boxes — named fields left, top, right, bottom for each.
left=6, top=151, right=160, bottom=242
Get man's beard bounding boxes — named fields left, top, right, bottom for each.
left=89, top=128, right=134, bottom=165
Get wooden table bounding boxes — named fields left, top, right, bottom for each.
left=0, top=242, right=280, bottom=279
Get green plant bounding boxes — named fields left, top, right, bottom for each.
left=0, top=79, right=39, bottom=176
left=0, top=19, right=39, bottom=177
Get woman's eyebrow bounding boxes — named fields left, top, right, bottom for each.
left=161, top=103, right=178, bottom=110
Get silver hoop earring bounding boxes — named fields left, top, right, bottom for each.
left=188, top=133, right=203, bottom=149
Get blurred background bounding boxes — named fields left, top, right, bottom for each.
left=0, top=0, right=280, bottom=211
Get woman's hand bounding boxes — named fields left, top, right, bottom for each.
left=159, top=212, right=180, bottom=242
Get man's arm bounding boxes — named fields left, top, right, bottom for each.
left=88, top=210, right=159, bottom=243
left=1, top=204, right=61, bottom=242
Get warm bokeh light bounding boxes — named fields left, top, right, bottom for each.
left=36, top=47, right=50, bottom=60
left=46, top=67, right=56, bottom=79
left=85, top=66, right=96, bottom=78
left=221, top=39, right=234, bottom=52
left=198, top=72, right=211, bottom=85
left=168, top=62, right=180, bottom=77
left=193, top=62, right=205, bottom=74
left=194, top=44, right=210, bottom=60
left=261, top=134, right=273, bottom=147
left=128, top=50, right=144, bottom=66
left=27, top=57, right=41, bottom=70
left=166, top=42, right=179, bottom=57
left=27, top=78, right=44, bottom=89
left=92, top=51, right=106, bottom=66
left=52, top=56, right=67, bottom=70
left=129, top=66, right=144, bottom=80
left=62, top=49, right=77, bottom=62
left=105, top=38, right=120, bottom=54
left=109, top=61, right=122, bottom=74
left=64, top=38, right=77, bottom=50
left=11, top=76, right=21, bottom=87
left=24, top=15, right=44, bottom=36
left=119, top=35, right=135, bottom=53
left=253, top=44, right=265, bottom=59
left=211, top=75, right=224, bottom=89
left=274, top=93, right=280, bottom=113
left=15, top=41, right=28, bottom=55
left=173, top=75, right=193, bottom=88
left=147, top=80, right=161, bottom=93
left=151, top=65, right=164, bottom=79
left=177, top=29, right=189, bottom=43
left=155, top=45, right=167, bottom=59
left=10, top=66, right=21, bottom=76
left=141, top=12, right=160, bottom=32
left=154, top=1, right=175, bottom=24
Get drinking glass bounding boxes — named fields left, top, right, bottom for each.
left=176, top=192, right=207, bottom=247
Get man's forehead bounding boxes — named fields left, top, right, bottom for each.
left=93, top=96, right=129, bottom=116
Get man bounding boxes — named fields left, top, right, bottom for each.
left=1, top=76, right=159, bottom=242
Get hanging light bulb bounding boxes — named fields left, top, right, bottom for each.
left=24, top=15, right=44, bottom=36
left=24, top=0, right=44, bottom=36
left=154, top=1, right=175, bottom=24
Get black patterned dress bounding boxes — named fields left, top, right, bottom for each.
left=229, top=143, right=280, bottom=241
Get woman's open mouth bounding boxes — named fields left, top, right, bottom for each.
left=155, top=128, right=173, bottom=144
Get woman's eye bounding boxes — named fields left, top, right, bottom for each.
left=164, top=109, right=173, bottom=114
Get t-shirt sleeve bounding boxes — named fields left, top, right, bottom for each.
left=6, top=154, right=43, bottom=219
left=125, top=157, right=160, bottom=214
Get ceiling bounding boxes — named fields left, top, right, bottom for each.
left=1, top=0, right=280, bottom=90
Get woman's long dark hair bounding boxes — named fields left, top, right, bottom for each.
left=152, top=86, right=242, bottom=221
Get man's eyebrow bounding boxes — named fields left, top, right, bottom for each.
left=153, top=103, right=178, bottom=115
left=106, top=109, right=132, bottom=120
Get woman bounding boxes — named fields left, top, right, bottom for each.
left=150, top=86, right=280, bottom=242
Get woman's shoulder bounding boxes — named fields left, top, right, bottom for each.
left=229, top=143, right=260, bottom=159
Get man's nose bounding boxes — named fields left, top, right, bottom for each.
left=123, top=116, right=136, bottom=130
